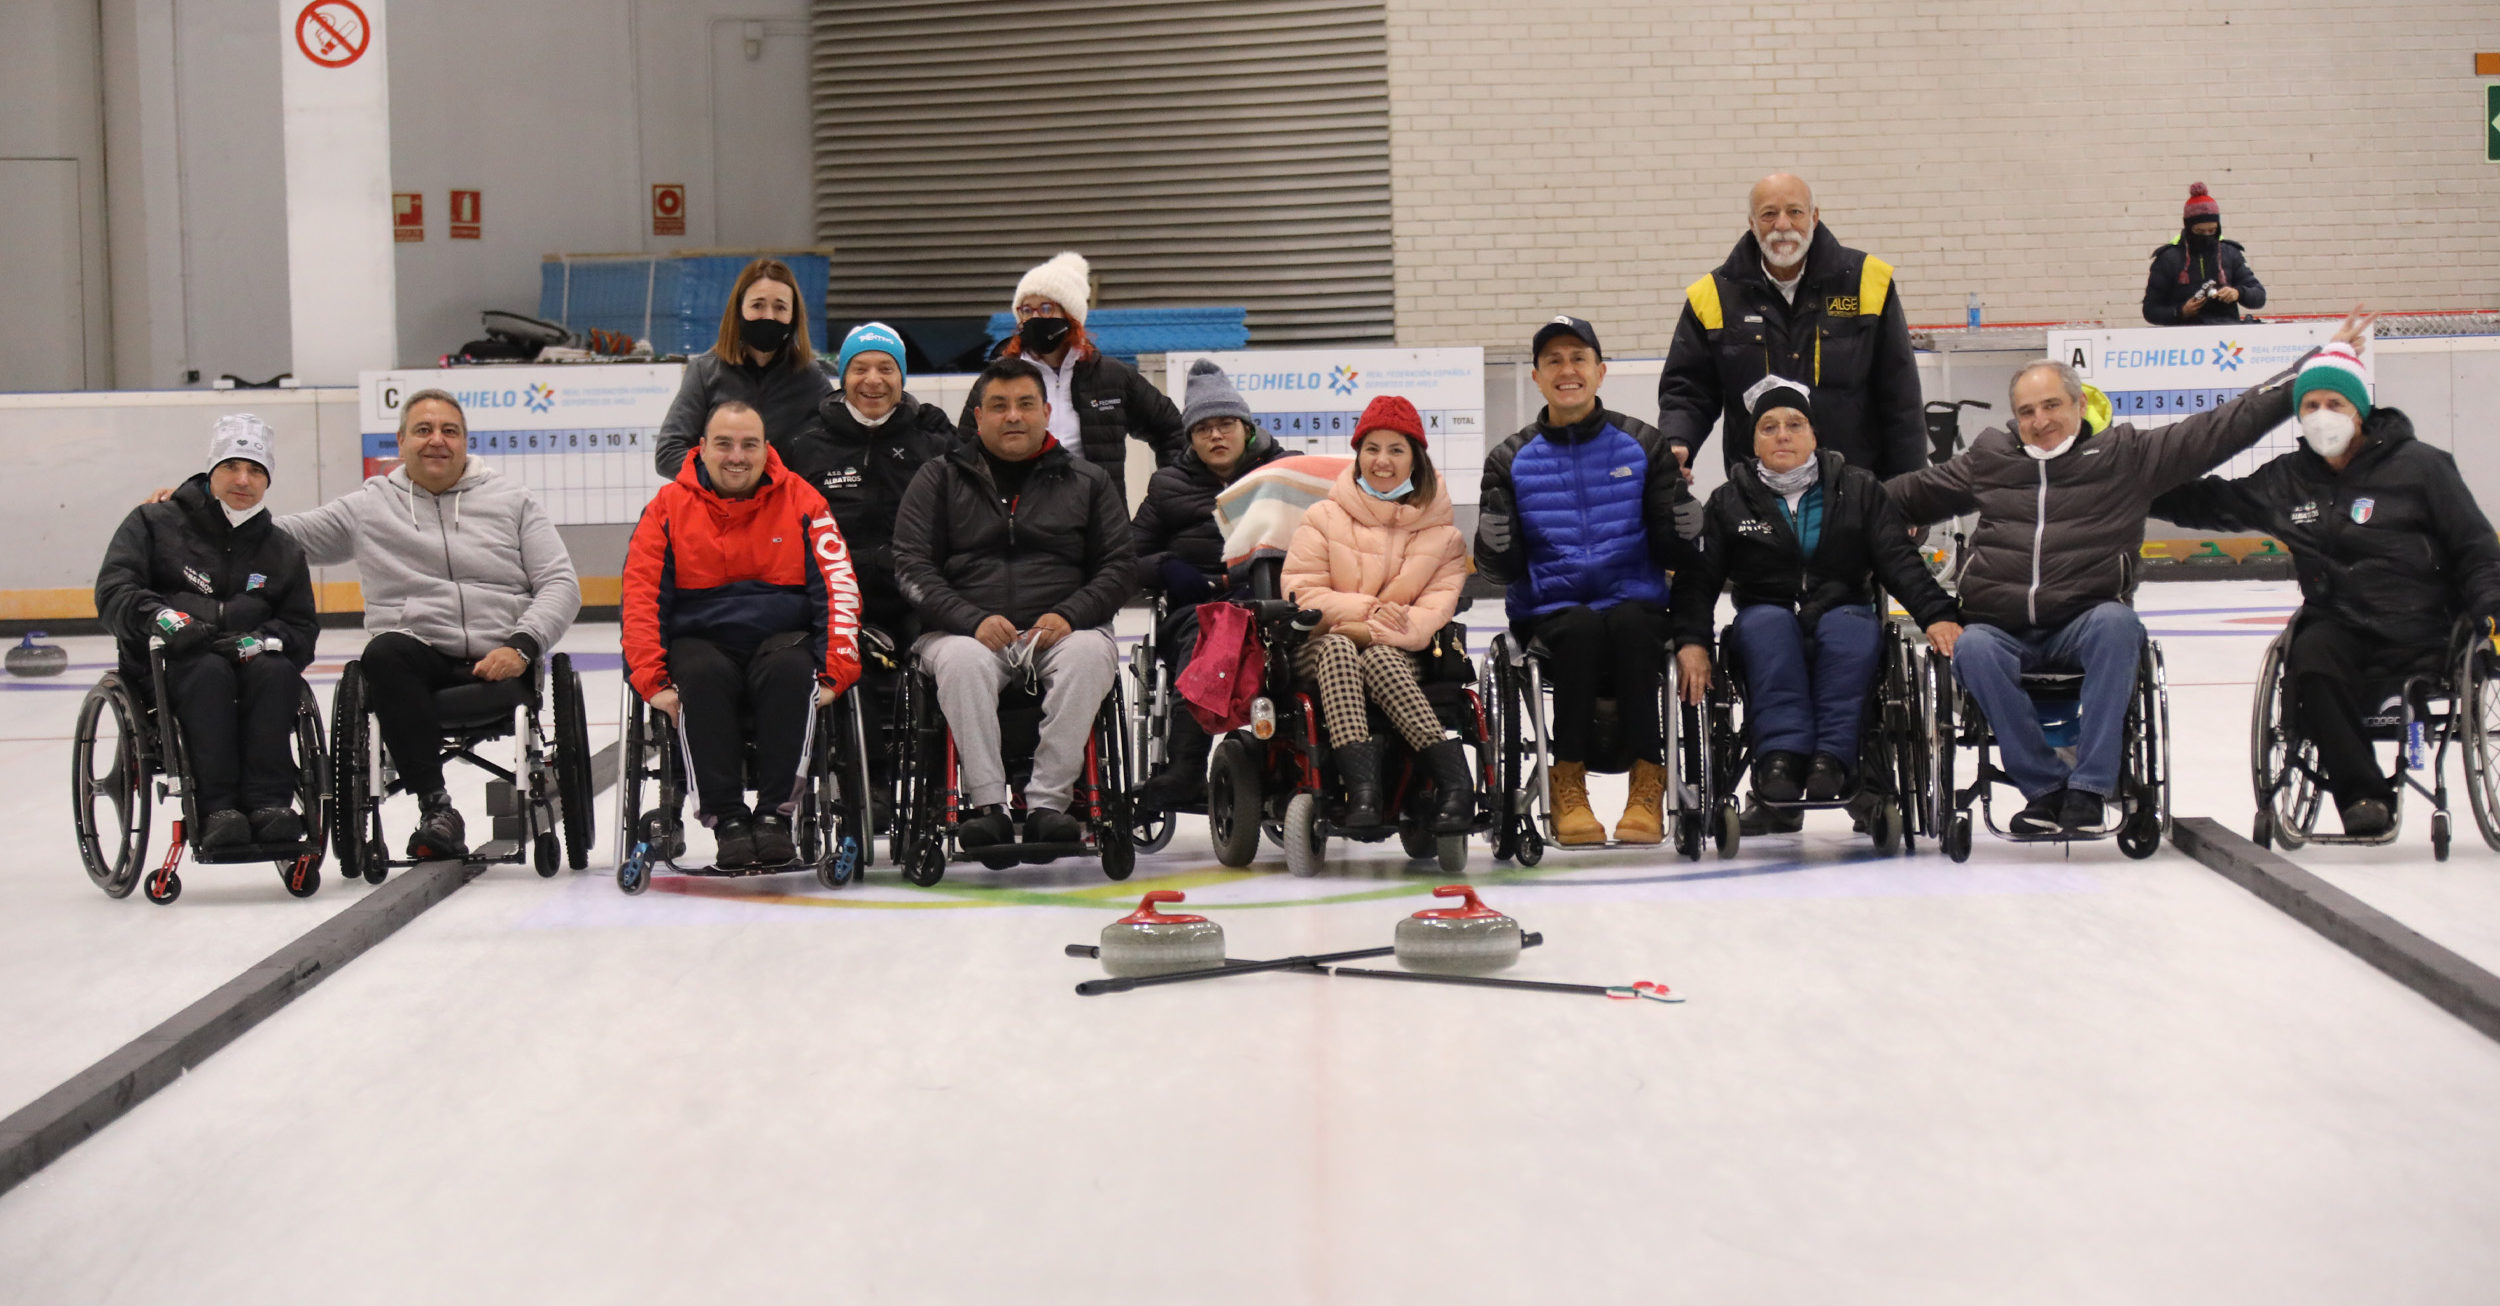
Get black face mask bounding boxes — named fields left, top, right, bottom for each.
left=739, top=315, right=794, bottom=357
left=1018, top=316, right=1072, bottom=356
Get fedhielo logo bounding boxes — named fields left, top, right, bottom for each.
left=1327, top=365, right=1360, bottom=396
left=2211, top=340, right=2244, bottom=372
left=522, top=382, right=557, bottom=413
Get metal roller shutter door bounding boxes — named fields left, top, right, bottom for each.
left=810, top=0, right=1392, bottom=344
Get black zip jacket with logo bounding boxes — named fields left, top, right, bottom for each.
left=892, top=437, right=1136, bottom=634
left=2150, top=407, right=2500, bottom=649
left=784, top=389, right=959, bottom=633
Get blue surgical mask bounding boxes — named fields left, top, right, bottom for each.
left=1359, top=476, right=1413, bottom=501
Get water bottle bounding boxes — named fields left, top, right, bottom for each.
left=1966, top=293, right=1982, bottom=330
left=2407, top=718, right=2425, bottom=771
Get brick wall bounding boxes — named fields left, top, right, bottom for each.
left=1385, top=0, right=2500, bottom=355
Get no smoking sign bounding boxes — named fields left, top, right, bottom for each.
left=295, top=0, right=370, bottom=68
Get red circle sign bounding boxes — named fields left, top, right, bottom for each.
left=654, top=188, right=682, bottom=216
left=295, top=0, right=370, bottom=69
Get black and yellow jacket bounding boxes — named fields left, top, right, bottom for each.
left=1656, top=225, right=1926, bottom=479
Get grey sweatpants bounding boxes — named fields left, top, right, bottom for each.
left=915, top=627, right=1118, bottom=812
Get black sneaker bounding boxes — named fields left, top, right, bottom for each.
left=407, top=791, right=469, bottom=861
left=750, top=812, right=797, bottom=865
left=248, top=806, right=305, bottom=844
left=1738, top=797, right=1805, bottom=836
left=199, top=807, right=251, bottom=850
left=2339, top=797, right=2394, bottom=838
left=1755, top=752, right=1806, bottom=804
left=958, top=804, right=1015, bottom=850
left=1025, top=807, right=1084, bottom=844
left=1804, top=753, right=1850, bottom=803
left=2010, top=790, right=2066, bottom=836
left=712, top=814, right=757, bottom=868
left=2059, top=789, right=2109, bottom=835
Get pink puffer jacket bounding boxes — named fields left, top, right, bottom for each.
left=1280, top=465, right=1469, bottom=652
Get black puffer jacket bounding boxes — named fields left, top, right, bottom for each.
left=1656, top=225, right=1926, bottom=478
left=784, top=389, right=960, bottom=634
left=2142, top=235, right=2266, bottom=327
left=1886, top=371, right=2296, bottom=631
left=1129, top=428, right=1288, bottom=593
left=654, top=351, right=834, bottom=479
left=94, top=474, right=319, bottom=682
left=893, top=438, right=1136, bottom=635
left=1673, top=450, right=1957, bottom=647
left=2150, top=407, right=2500, bottom=649
left=956, top=349, right=1183, bottom=497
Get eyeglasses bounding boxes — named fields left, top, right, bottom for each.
left=1013, top=301, right=1066, bottom=322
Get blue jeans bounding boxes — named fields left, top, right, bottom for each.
left=1731, top=603, right=1882, bottom=766
left=1953, top=602, right=2145, bottom=802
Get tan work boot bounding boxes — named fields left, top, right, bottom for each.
left=1614, top=759, right=1669, bottom=845
left=1550, top=761, right=1606, bottom=846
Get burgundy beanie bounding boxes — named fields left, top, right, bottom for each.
left=2182, top=181, right=2220, bottom=224
left=1353, top=394, right=1426, bottom=448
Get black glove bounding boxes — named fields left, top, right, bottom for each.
left=1158, top=557, right=1214, bottom=605
left=152, top=607, right=219, bottom=658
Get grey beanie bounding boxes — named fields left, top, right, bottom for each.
left=1179, top=358, right=1253, bottom=433
left=207, top=413, right=276, bottom=479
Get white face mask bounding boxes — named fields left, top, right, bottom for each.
left=221, top=500, right=267, bottom=527
left=2299, top=408, right=2358, bottom=460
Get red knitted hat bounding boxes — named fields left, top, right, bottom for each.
left=2182, top=182, right=2220, bottom=223
left=1353, top=394, right=1426, bottom=448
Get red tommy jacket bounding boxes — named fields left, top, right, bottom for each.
left=623, top=446, right=863, bottom=701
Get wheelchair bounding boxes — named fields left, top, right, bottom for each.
left=610, top=679, right=874, bottom=894
left=1201, top=592, right=1492, bottom=879
left=2249, top=613, right=2500, bottom=860
left=1483, top=626, right=1677, bottom=865
left=1673, top=609, right=1926, bottom=862
left=71, top=642, right=329, bottom=904
left=328, top=651, right=594, bottom=883
left=891, top=645, right=1137, bottom=886
left=1919, top=634, right=2171, bottom=862
left=1122, top=593, right=1184, bottom=854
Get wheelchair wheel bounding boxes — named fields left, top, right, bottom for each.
left=903, top=828, right=947, bottom=887
left=2249, top=630, right=2320, bottom=849
left=1870, top=797, right=1902, bottom=854
left=533, top=831, right=560, bottom=876
left=1398, top=824, right=1437, bottom=861
left=1926, top=653, right=1959, bottom=837
left=2251, top=806, right=2274, bottom=850
left=1714, top=802, right=1741, bottom=860
left=1436, top=832, right=1469, bottom=875
left=1282, top=791, right=1327, bottom=878
left=276, top=683, right=330, bottom=897
left=1673, top=809, right=1703, bottom=860
left=144, top=868, right=181, bottom=905
left=1100, top=821, right=1136, bottom=881
left=330, top=661, right=375, bottom=882
left=2457, top=640, right=2500, bottom=852
left=1132, top=804, right=1176, bottom=855
left=1944, top=812, right=1974, bottom=863
left=2434, top=810, right=2452, bottom=862
left=71, top=674, right=151, bottom=898
left=1206, top=736, right=1263, bottom=868
left=552, top=654, right=593, bottom=870
left=1514, top=819, right=1545, bottom=867
left=2117, top=811, right=2162, bottom=860
left=1485, top=639, right=1523, bottom=862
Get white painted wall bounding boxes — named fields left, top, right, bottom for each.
left=0, top=0, right=112, bottom=392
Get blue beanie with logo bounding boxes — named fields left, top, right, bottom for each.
left=836, top=322, right=908, bottom=390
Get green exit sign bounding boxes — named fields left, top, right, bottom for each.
left=2489, top=85, right=2500, bottom=162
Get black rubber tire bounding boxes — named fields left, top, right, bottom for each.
left=903, top=829, right=947, bottom=887
left=2434, top=811, right=2452, bottom=863
left=1100, top=828, right=1136, bottom=881
left=534, top=830, right=561, bottom=877
left=1872, top=799, right=1901, bottom=855
left=2251, top=807, right=2274, bottom=850
left=1399, top=824, right=1437, bottom=860
left=71, top=675, right=150, bottom=899
left=1715, top=803, right=1742, bottom=860
left=1206, top=737, right=1263, bottom=869
left=145, top=869, right=181, bottom=905
left=553, top=655, right=594, bottom=870
left=281, top=857, right=320, bottom=898
left=330, top=662, right=370, bottom=876
left=1436, top=832, right=1468, bottom=875
left=1945, top=814, right=1973, bottom=863
left=2118, top=812, right=2161, bottom=860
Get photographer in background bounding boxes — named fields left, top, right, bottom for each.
left=2143, top=182, right=2266, bottom=326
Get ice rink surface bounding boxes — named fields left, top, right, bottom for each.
left=5, top=580, right=2500, bottom=1304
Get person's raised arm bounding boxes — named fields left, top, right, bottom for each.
left=275, top=491, right=361, bottom=566
left=1883, top=448, right=1979, bottom=528
left=2143, top=311, right=2373, bottom=491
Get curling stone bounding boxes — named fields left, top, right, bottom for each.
left=1098, top=890, right=1226, bottom=978
left=1394, top=885, right=1524, bottom=975
left=4, top=632, right=66, bottom=678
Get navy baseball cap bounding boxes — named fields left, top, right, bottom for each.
left=1531, top=315, right=1602, bottom=361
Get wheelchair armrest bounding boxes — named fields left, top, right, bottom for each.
left=1250, top=601, right=1323, bottom=644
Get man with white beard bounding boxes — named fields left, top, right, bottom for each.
left=2151, top=325, right=2500, bottom=837
left=1657, top=173, right=1926, bottom=479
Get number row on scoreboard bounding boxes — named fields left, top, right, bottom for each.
left=460, top=429, right=653, bottom=454
left=2101, top=388, right=2242, bottom=417
left=1256, top=410, right=1472, bottom=436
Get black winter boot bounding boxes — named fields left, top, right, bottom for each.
left=1140, top=716, right=1214, bottom=811
left=1420, top=738, right=1476, bottom=834
left=1335, top=739, right=1384, bottom=828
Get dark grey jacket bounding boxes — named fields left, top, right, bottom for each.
left=654, top=351, right=834, bottom=479
left=892, top=439, right=1136, bottom=635
left=1885, top=375, right=2296, bottom=630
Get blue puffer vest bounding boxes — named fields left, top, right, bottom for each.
left=1507, top=412, right=1671, bottom=623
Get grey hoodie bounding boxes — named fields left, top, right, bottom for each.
left=280, top=460, right=581, bottom=661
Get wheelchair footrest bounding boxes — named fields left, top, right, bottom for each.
left=190, top=840, right=319, bottom=865
left=468, top=838, right=521, bottom=862
left=676, top=858, right=813, bottom=878
left=956, top=840, right=1091, bottom=867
